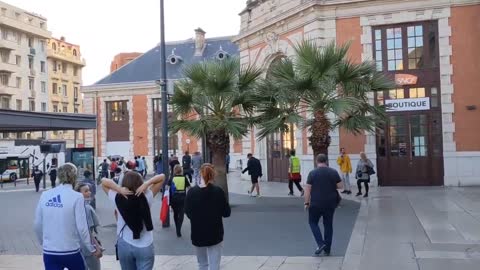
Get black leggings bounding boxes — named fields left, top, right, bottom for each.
left=171, top=197, right=185, bottom=235
left=288, top=180, right=303, bottom=193
left=357, top=179, right=369, bottom=194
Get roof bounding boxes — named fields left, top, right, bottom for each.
left=0, top=109, right=97, bottom=132
left=93, top=36, right=239, bottom=86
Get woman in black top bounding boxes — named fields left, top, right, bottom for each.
left=185, top=163, right=231, bottom=270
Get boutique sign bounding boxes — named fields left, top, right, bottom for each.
left=386, top=97, right=430, bottom=112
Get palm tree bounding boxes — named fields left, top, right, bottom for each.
left=170, top=58, right=262, bottom=196
left=256, top=41, right=395, bottom=159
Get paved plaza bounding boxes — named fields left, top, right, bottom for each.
left=1, top=172, right=480, bottom=269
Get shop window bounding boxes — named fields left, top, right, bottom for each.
left=411, top=115, right=428, bottom=157
left=389, top=89, right=404, bottom=99
left=409, top=87, right=425, bottom=98
left=389, top=115, right=407, bottom=157
left=386, top=27, right=403, bottom=71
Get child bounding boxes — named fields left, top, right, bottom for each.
left=81, top=171, right=97, bottom=209
left=75, top=183, right=103, bottom=270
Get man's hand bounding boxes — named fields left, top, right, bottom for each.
left=304, top=203, right=310, bottom=211
left=92, top=248, right=103, bottom=259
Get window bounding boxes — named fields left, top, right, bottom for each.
left=0, top=49, right=10, bottom=63
left=16, top=99, right=21, bottom=110
left=2, top=28, right=8, bottom=40
left=74, top=107, right=78, bottom=113
left=62, top=62, right=67, bottom=74
left=14, top=12, right=20, bottom=19
left=107, top=101, right=128, bottom=122
left=407, top=25, right=424, bottom=69
left=40, top=40, right=45, bottom=51
left=28, top=56, right=33, bottom=69
left=40, top=22, right=45, bottom=29
left=16, top=32, right=21, bottom=44
left=28, top=78, right=34, bottom=91
left=40, top=61, right=46, bottom=72
left=374, top=29, right=383, bottom=71
left=41, top=81, right=46, bottom=93
left=409, top=87, right=426, bottom=98
left=62, top=84, right=67, bottom=96
left=74, top=86, right=79, bottom=99
left=389, top=89, right=405, bottom=99
left=63, top=106, right=67, bottom=113
left=73, top=49, right=77, bottom=56
left=0, top=97, right=10, bottom=109
left=52, top=82, right=58, bottom=94
left=0, top=73, right=9, bottom=86
left=73, top=66, right=78, bottom=76
left=430, top=87, right=439, bottom=108
left=29, top=100, right=35, bottom=111
left=1, top=8, right=6, bottom=16
left=15, top=55, right=21, bottom=66
left=28, top=36, right=34, bottom=48
left=41, top=102, right=46, bottom=112
left=15, top=77, right=21, bottom=88
left=53, top=60, right=57, bottom=71
left=386, top=27, right=403, bottom=71
left=53, top=104, right=58, bottom=112
left=52, top=42, right=56, bottom=50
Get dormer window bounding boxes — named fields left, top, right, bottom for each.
left=167, top=48, right=182, bottom=65
left=216, top=46, right=229, bottom=60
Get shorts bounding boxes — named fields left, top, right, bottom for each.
left=251, top=175, right=259, bottom=184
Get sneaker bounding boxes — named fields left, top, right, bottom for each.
left=341, top=190, right=348, bottom=194
left=347, top=191, right=352, bottom=195
left=250, top=193, right=256, bottom=197
left=301, top=190, right=305, bottom=197
left=363, top=193, right=369, bottom=198
left=315, top=245, right=326, bottom=255
left=288, top=192, right=294, bottom=196
left=356, top=192, right=362, bottom=196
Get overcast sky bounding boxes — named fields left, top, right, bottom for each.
left=5, top=0, right=246, bottom=85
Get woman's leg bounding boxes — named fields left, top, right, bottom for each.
left=364, top=181, right=369, bottom=197
left=207, top=243, right=223, bottom=270
left=171, top=202, right=181, bottom=237
left=356, top=180, right=362, bottom=195
left=195, top=246, right=209, bottom=270
left=344, top=173, right=351, bottom=192
left=134, top=244, right=155, bottom=270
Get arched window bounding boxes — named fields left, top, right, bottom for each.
left=73, top=49, right=77, bottom=56
left=52, top=42, right=56, bottom=50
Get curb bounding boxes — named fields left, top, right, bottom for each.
left=341, top=199, right=369, bottom=270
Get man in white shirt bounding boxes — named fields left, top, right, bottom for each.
left=34, top=163, right=102, bottom=270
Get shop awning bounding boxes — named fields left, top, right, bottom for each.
left=0, top=109, right=97, bottom=132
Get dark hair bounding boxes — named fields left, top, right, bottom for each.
left=104, top=159, right=107, bottom=162
left=74, top=182, right=90, bottom=193
left=83, top=170, right=92, bottom=178
left=185, top=151, right=189, bottom=155
left=115, top=167, right=122, bottom=173
left=247, top=153, right=252, bottom=158
left=142, top=157, right=145, bottom=160
left=201, top=163, right=215, bottom=185
left=290, top=150, right=296, bottom=156
left=122, top=171, right=144, bottom=191
left=316, top=154, right=328, bottom=164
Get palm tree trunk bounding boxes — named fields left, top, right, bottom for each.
left=207, top=130, right=230, bottom=201
left=309, top=110, right=331, bottom=165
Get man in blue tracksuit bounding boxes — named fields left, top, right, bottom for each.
left=34, top=163, right=102, bottom=270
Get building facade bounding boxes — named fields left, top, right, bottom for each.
left=82, top=29, right=238, bottom=169
left=0, top=1, right=51, bottom=139
left=232, top=0, right=480, bottom=186
left=110, top=52, right=142, bottom=73
left=46, top=36, right=86, bottom=147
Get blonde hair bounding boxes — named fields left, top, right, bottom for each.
left=58, top=163, right=78, bottom=185
left=360, top=152, right=367, bottom=160
left=173, top=164, right=183, bottom=175
left=200, top=163, right=215, bottom=185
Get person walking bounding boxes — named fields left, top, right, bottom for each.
left=170, top=165, right=190, bottom=237
left=34, top=163, right=102, bottom=270
left=355, top=152, right=374, bottom=198
left=101, top=172, right=165, bottom=270
left=182, top=151, right=193, bottom=183
left=155, top=156, right=164, bottom=175
left=75, top=183, right=103, bottom=270
left=337, top=148, right=352, bottom=195
left=304, top=154, right=343, bottom=256
left=185, top=164, right=231, bottom=270
left=48, top=166, right=57, bottom=188
left=137, top=157, right=146, bottom=178
left=32, top=166, right=44, bottom=192
left=288, top=150, right=304, bottom=196
left=191, top=152, right=203, bottom=186
left=80, top=170, right=97, bottom=209
left=169, top=156, right=180, bottom=177
left=225, top=153, right=230, bottom=174
left=109, top=159, right=118, bottom=179
left=101, top=159, right=109, bottom=178
left=242, top=153, right=262, bottom=197
left=142, top=157, right=148, bottom=178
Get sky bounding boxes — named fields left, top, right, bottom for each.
left=5, top=0, right=246, bottom=85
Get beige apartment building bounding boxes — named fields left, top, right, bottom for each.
left=47, top=36, right=85, bottom=147
left=0, top=1, right=51, bottom=139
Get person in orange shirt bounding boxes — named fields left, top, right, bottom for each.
left=336, top=148, right=352, bottom=194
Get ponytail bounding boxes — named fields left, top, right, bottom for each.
left=200, top=163, right=215, bottom=185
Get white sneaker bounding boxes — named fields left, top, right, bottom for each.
left=250, top=193, right=256, bottom=197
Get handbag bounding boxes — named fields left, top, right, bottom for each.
left=366, top=166, right=375, bottom=176
left=115, top=224, right=127, bottom=261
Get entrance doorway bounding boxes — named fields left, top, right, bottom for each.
left=266, top=125, right=296, bottom=182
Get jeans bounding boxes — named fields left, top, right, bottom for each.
left=341, top=173, right=351, bottom=191
left=171, top=196, right=185, bottom=236
left=288, top=180, right=303, bottom=194
left=117, top=238, right=155, bottom=270
left=194, top=242, right=223, bottom=270
left=43, top=252, right=85, bottom=270
left=308, top=206, right=335, bottom=252
left=193, top=168, right=201, bottom=185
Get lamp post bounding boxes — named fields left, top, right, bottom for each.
left=159, top=0, right=170, bottom=228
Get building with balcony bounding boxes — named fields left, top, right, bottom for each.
left=47, top=36, right=86, bottom=148
left=0, top=1, right=51, bottom=140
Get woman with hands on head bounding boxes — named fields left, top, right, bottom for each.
left=101, top=172, right=165, bottom=270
